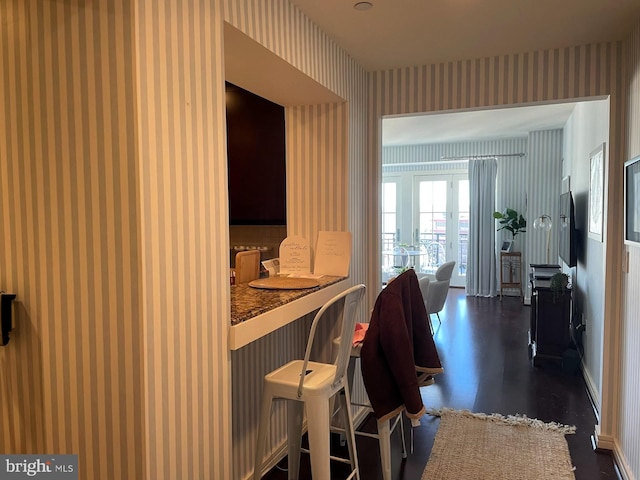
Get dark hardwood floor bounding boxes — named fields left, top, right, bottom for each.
left=264, top=288, right=618, bottom=479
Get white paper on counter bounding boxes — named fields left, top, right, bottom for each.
left=279, top=236, right=311, bottom=275
left=313, top=231, right=352, bottom=277
left=287, top=273, right=325, bottom=279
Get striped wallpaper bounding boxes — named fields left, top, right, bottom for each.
left=381, top=134, right=563, bottom=291
left=0, top=1, right=144, bottom=479
left=383, top=138, right=527, bottom=171
left=525, top=130, right=564, bottom=267
left=1, top=0, right=370, bottom=479
left=286, top=104, right=349, bottom=240
left=2, top=0, right=639, bottom=479
left=619, top=19, right=640, bottom=480
left=366, top=43, right=625, bottom=303
left=367, top=39, right=629, bottom=473
left=561, top=100, right=609, bottom=420
left=223, top=2, right=370, bottom=478
left=134, top=1, right=232, bottom=479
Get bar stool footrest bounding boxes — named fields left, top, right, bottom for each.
left=298, top=447, right=355, bottom=466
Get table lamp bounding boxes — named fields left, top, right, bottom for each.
left=533, top=214, right=553, bottom=264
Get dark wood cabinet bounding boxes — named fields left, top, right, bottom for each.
left=529, top=277, right=571, bottom=366
left=225, top=82, right=286, bottom=226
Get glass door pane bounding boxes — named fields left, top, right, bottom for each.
left=454, top=180, right=469, bottom=286
left=413, top=175, right=468, bottom=287
left=417, top=180, right=448, bottom=275
left=381, top=180, right=399, bottom=284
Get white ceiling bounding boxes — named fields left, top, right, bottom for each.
left=383, top=102, right=578, bottom=146
left=287, top=0, right=632, bottom=146
left=289, top=0, right=640, bottom=72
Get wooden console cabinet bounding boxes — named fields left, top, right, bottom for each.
left=529, top=276, right=571, bottom=366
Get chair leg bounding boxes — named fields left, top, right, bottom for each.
left=338, top=385, right=360, bottom=480
left=377, top=418, right=392, bottom=480
left=253, top=389, right=274, bottom=480
left=305, top=396, right=332, bottom=480
left=287, top=399, right=304, bottom=480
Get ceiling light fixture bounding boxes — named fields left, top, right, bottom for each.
left=354, top=2, right=373, bottom=11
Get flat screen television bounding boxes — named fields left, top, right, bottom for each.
left=559, top=191, right=577, bottom=267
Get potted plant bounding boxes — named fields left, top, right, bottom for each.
left=549, top=272, right=570, bottom=302
left=493, top=208, right=527, bottom=239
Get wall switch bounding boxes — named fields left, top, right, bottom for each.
left=623, top=250, right=629, bottom=273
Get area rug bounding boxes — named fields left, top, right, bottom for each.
left=422, top=408, right=576, bottom=480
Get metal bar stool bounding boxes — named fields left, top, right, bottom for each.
left=253, top=284, right=367, bottom=480
left=332, top=338, right=408, bottom=480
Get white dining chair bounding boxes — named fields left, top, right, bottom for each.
left=419, top=261, right=456, bottom=328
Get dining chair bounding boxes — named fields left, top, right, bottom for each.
left=360, top=269, right=444, bottom=480
left=253, top=284, right=366, bottom=480
left=420, top=260, right=456, bottom=327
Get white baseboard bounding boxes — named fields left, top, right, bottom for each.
left=584, top=364, right=635, bottom=480
left=581, top=360, right=601, bottom=421
left=611, top=439, right=634, bottom=480
left=593, top=424, right=615, bottom=451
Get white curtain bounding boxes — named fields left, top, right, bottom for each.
left=466, top=158, right=498, bottom=297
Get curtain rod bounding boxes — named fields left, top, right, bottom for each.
left=383, top=152, right=526, bottom=167
left=439, top=153, right=526, bottom=161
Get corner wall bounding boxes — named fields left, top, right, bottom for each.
left=0, top=1, right=369, bottom=479
left=223, top=2, right=369, bottom=479
left=0, top=2, right=144, bottom=479
left=618, top=18, right=640, bottom=479
left=562, top=99, right=610, bottom=412
left=134, top=1, right=232, bottom=478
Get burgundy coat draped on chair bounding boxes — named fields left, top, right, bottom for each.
left=361, top=269, right=444, bottom=423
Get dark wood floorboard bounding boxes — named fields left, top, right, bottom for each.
left=263, top=289, right=617, bottom=480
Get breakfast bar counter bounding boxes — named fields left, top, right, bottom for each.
left=229, top=275, right=348, bottom=350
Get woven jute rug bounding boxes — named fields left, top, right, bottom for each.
left=422, top=408, right=576, bottom=480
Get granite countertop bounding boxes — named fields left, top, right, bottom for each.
left=230, top=275, right=346, bottom=326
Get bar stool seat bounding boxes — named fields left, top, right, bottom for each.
left=253, top=284, right=366, bottom=480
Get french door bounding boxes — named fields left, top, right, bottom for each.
left=381, top=173, right=468, bottom=287
left=413, top=175, right=468, bottom=287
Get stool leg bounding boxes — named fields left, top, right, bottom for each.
left=399, top=414, right=407, bottom=459
left=377, top=418, right=392, bottom=480
left=253, top=388, right=274, bottom=480
left=347, top=356, right=357, bottom=396
left=305, top=396, right=331, bottom=480
left=338, top=384, right=360, bottom=480
left=287, top=399, right=304, bottom=480
left=337, top=356, right=358, bottom=447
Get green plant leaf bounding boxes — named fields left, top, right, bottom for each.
left=493, top=208, right=526, bottom=238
